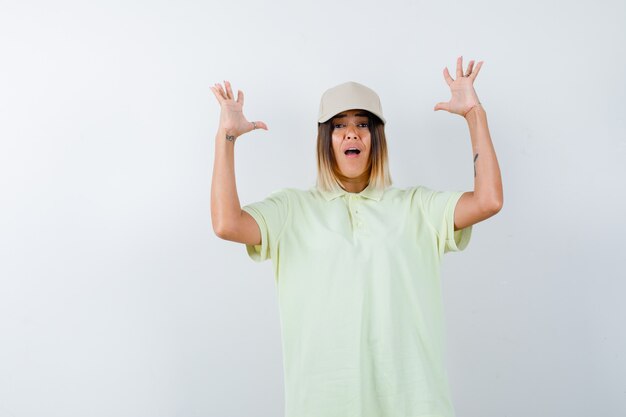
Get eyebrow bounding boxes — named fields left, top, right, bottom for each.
left=333, top=112, right=370, bottom=119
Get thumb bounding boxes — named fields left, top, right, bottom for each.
left=434, top=102, right=449, bottom=112
left=252, top=120, right=269, bottom=131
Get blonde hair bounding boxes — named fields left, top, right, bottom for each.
left=316, top=111, right=392, bottom=192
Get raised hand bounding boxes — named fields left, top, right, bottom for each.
left=209, top=80, right=268, bottom=139
left=434, top=56, right=483, bottom=118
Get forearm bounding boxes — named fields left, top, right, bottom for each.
left=465, top=105, right=503, bottom=210
left=211, top=127, right=243, bottom=235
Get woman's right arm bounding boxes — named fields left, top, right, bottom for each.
left=209, top=81, right=268, bottom=245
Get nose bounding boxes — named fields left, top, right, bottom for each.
left=345, top=123, right=359, bottom=140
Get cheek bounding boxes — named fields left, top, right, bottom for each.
left=331, top=136, right=342, bottom=154
left=363, top=134, right=372, bottom=152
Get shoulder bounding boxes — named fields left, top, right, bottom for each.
left=403, top=184, right=441, bottom=200
left=256, top=186, right=328, bottom=203
left=380, top=185, right=425, bottom=201
left=280, top=187, right=311, bottom=199
left=380, top=185, right=448, bottom=211
left=266, top=186, right=316, bottom=206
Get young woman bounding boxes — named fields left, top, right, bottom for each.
left=210, top=56, right=503, bottom=417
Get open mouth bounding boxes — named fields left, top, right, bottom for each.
left=344, top=148, right=361, bottom=157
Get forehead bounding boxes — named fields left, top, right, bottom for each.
left=332, top=109, right=370, bottom=119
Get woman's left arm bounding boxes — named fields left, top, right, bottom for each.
left=434, top=56, right=503, bottom=230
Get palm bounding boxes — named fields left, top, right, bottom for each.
left=434, top=57, right=483, bottom=117
left=219, top=100, right=250, bottom=134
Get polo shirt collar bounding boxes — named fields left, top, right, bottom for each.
left=318, top=181, right=385, bottom=202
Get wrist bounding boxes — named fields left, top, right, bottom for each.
left=218, top=125, right=238, bottom=142
left=464, top=103, right=484, bottom=119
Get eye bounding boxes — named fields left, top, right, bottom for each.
left=358, top=123, right=369, bottom=128
left=333, top=123, right=345, bottom=129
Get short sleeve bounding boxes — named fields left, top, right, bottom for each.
left=241, top=189, right=291, bottom=262
left=418, top=186, right=472, bottom=255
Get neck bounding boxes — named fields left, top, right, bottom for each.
left=338, top=172, right=370, bottom=193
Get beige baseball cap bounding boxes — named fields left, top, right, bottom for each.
left=318, top=81, right=386, bottom=124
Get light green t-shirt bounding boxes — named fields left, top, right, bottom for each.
left=242, top=182, right=472, bottom=417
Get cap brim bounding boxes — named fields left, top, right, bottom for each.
left=318, top=108, right=386, bottom=124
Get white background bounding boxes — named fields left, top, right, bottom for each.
left=1, top=0, right=625, bottom=416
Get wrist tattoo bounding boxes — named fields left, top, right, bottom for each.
left=225, top=133, right=236, bottom=142
left=473, top=153, right=479, bottom=177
